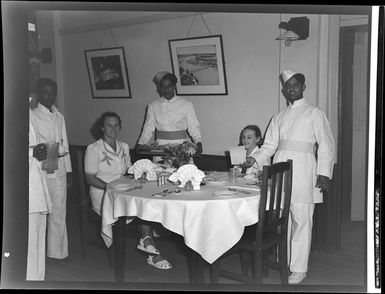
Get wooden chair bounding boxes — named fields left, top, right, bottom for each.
left=209, top=159, right=293, bottom=284
left=76, top=148, right=141, bottom=263
left=76, top=149, right=114, bottom=264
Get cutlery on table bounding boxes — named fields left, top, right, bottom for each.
left=124, top=185, right=143, bottom=192
left=152, top=188, right=182, bottom=197
left=228, top=187, right=251, bottom=194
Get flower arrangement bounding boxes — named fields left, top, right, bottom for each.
left=163, top=141, right=198, bottom=168
left=138, top=142, right=167, bottom=153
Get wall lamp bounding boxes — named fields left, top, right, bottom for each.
left=276, top=16, right=309, bottom=47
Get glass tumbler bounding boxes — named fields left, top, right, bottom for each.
left=42, top=141, right=59, bottom=173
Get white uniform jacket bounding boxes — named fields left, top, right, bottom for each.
left=252, top=98, right=335, bottom=203
left=85, top=139, right=132, bottom=214
left=29, top=110, right=52, bottom=214
left=32, top=103, right=72, bottom=178
left=137, top=95, right=202, bottom=145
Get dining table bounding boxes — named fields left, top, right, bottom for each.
left=101, top=171, right=263, bottom=283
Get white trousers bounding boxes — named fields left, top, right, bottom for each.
left=27, top=213, right=47, bottom=280
left=287, top=202, right=315, bottom=273
left=46, top=175, right=68, bottom=259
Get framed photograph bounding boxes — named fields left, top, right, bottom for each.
left=168, top=35, right=228, bottom=95
left=84, top=47, right=131, bottom=98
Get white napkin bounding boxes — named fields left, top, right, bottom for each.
left=229, top=146, right=246, bottom=165
left=168, top=164, right=205, bottom=190
left=127, top=159, right=157, bottom=181
left=110, top=182, right=134, bottom=191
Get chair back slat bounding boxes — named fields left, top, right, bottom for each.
left=256, top=165, right=270, bottom=243
left=272, top=172, right=283, bottom=221
left=282, top=162, right=293, bottom=221
left=268, top=175, right=276, bottom=222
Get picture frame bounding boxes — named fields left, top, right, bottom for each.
left=168, top=35, right=228, bottom=95
left=84, top=47, right=131, bottom=98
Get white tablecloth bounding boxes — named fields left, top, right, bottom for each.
left=101, top=174, right=261, bottom=264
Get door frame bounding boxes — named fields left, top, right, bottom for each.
left=337, top=24, right=369, bottom=248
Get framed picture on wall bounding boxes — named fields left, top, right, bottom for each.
left=84, top=47, right=131, bottom=98
left=168, top=35, right=228, bottom=95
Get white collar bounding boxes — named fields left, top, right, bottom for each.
left=100, top=138, right=123, bottom=157
left=288, top=98, right=306, bottom=109
left=160, top=95, right=180, bottom=103
left=247, top=145, right=260, bottom=157
left=37, top=102, right=58, bottom=114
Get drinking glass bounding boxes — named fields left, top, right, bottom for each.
left=42, top=141, right=59, bottom=173
left=228, top=167, right=240, bottom=185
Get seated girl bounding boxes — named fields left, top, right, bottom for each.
left=84, top=111, right=172, bottom=270
left=239, top=125, right=271, bottom=178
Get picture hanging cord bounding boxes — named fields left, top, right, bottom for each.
left=99, top=26, right=119, bottom=48
left=185, top=14, right=212, bottom=38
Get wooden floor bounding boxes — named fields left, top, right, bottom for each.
left=43, top=195, right=366, bottom=291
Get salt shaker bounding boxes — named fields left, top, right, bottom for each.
left=185, top=180, right=193, bottom=191
left=158, top=175, right=166, bottom=186
left=139, top=172, right=147, bottom=183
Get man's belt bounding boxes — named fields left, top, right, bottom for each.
left=278, top=140, right=315, bottom=153
left=156, top=130, right=188, bottom=140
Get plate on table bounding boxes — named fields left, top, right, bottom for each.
left=109, top=181, right=137, bottom=191
left=242, top=178, right=260, bottom=186
left=212, top=190, right=239, bottom=197
left=167, top=179, right=181, bottom=186
left=203, top=177, right=227, bottom=185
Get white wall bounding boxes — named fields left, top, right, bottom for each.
left=38, top=11, right=342, bottom=156
left=36, top=11, right=56, bottom=82
left=58, top=12, right=281, bottom=155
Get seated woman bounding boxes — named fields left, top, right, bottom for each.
left=239, top=125, right=270, bottom=177
left=84, top=111, right=172, bottom=270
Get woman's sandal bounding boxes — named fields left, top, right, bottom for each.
left=137, top=236, right=160, bottom=255
left=147, top=255, right=172, bottom=270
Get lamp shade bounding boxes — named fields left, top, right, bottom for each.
left=275, top=30, right=300, bottom=41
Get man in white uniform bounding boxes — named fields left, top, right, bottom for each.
left=136, top=71, right=203, bottom=153
left=246, top=70, right=335, bottom=284
left=28, top=104, right=53, bottom=280
left=32, top=78, right=72, bottom=260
